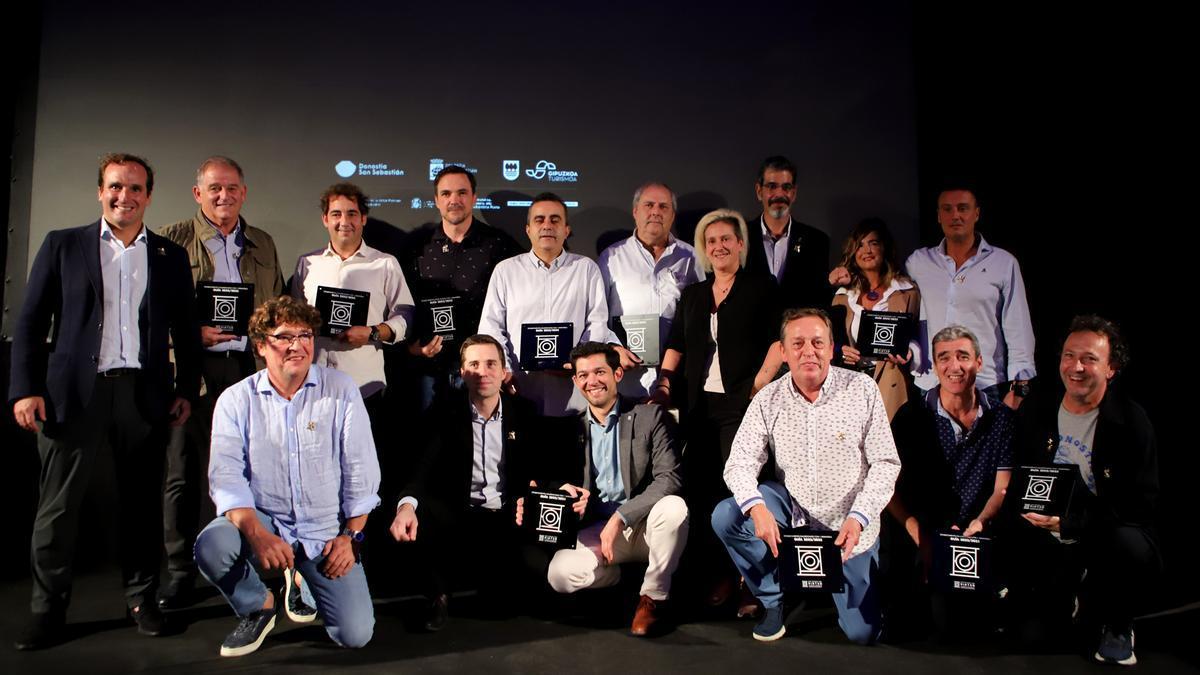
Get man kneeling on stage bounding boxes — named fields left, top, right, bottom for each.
left=195, top=296, right=380, bottom=656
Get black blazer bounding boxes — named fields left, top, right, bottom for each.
left=1013, top=387, right=1158, bottom=539
left=397, top=390, right=548, bottom=513
left=9, top=221, right=201, bottom=424
left=665, top=272, right=781, bottom=412
left=743, top=214, right=832, bottom=311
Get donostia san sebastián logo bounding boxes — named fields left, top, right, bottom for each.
left=335, top=160, right=404, bottom=178
left=525, top=159, right=579, bottom=183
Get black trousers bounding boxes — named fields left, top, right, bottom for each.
left=32, top=370, right=167, bottom=613
left=681, top=392, right=750, bottom=583
left=161, top=350, right=255, bottom=584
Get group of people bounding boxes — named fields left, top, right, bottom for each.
left=8, top=152, right=1159, bottom=667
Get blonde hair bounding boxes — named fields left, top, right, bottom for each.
left=693, top=208, right=749, bottom=272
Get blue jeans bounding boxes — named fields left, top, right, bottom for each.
left=711, top=481, right=882, bottom=645
left=194, top=511, right=374, bottom=648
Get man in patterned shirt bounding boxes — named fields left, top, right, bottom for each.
left=712, top=307, right=900, bottom=644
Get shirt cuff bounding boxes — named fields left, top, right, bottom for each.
left=383, top=316, right=408, bottom=344
left=398, top=496, right=418, bottom=512
left=739, top=495, right=765, bottom=516
left=212, top=488, right=256, bottom=517
left=848, top=511, right=870, bottom=528
left=342, top=494, right=382, bottom=520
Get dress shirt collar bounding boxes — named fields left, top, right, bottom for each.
left=200, top=213, right=243, bottom=244
left=254, top=364, right=321, bottom=397
left=926, top=384, right=992, bottom=413
left=525, top=249, right=568, bottom=270
left=760, top=215, right=792, bottom=242
left=587, top=403, right=620, bottom=429
left=936, top=234, right=993, bottom=261
left=432, top=220, right=477, bottom=245
left=784, top=368, right=836, bottom=405
left=630, top=232, right=678, bottom=264
left=99, top=218, right=148, bottom=246
left=321, top=240, right=372, bottom=260
left=470, top=396, right=503, bottom=423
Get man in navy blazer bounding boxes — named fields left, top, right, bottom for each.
left=9, top=153, right=201, bottom=650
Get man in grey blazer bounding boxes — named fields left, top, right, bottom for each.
left=542, top=342, right=689, bottom=636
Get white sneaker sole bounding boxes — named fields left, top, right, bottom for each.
left=220, top=615, right=275, bottom=657
left=1094, top=630, right=1137, bottom=666
left=284, top=569, right=317, bottom=624
left=753, top=625, right=786, bottom=642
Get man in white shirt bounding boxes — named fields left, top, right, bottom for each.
left=597, top=182, right=704, bottom=398
left=477, top=192, right=612, bottom=418
left=712, top=307, right=899, bottom=644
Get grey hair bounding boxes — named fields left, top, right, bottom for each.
left=196, top=155, right=245, bottom=184
left=932, top=325, right=981, bottom=358
left=631, top=181, right=678, bottom=213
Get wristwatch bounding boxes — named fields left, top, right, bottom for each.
left=1011, top=380, right=1031, bottom=398
left=368, top=325, right=380, bottom=343
left=340, top=527, right=365, bottom=543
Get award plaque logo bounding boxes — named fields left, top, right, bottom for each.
left=626, top=327, right=646, bottom=352
left=536, top=335, right=558, bottom=358
left=329, top=300, right=355, bottom=328
left=950, top=545, right=980, bottom=579
left=432, top=306, right=455, bottom=332
left=503, top=160, right=520, bottom=181
left=537, top=502, right=564, bottom=533
left=795, top=546, right=825, bottom=577
left=872, top=323, right=896, bottom=347
left=212, top=295, right=239, bottom=322
left=1024, top=475, right=1056, bottom=502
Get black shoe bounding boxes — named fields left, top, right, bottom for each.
left=219, top=608, right=276, bottom=657
left=13, top=611, right=65, bottom=651
left=130, top=603, right=166, bottom=637
left=157, top=576, right=198, bottom=610
left=423, top=594, right=449, bottom=632
left=283, top=568, right=317, bottom=624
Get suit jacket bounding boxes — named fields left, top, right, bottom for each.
left=743, top=213, right=832, bottom=310
left=9, top=221, right=201, bottom=424
left=570, top=396, right=683, bottom=527
left=1013, top=387, right=1158, bottom=540
left=397, top=390, right=547, bottom=513
left=665, top=272, right=781, bottom=413
left=157, top=208, right=285, bottom=308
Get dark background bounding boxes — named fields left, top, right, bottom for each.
left=1, top=1, right=1188, bottom=606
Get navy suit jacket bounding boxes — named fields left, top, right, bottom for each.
left=8, top=221, right=201, bottom=424
left=743, top=213, right=833, bottom=311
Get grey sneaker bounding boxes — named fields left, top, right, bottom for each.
left=1094, top=625, right=1136, bottom=666
left=219, top=609, right=276, bottom=657
left=753, top=604, right=786, bottom=642
left=284, top=568, right=317, bottom=624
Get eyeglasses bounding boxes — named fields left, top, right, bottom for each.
left=760, top=182, right=795, bottom=192
left=265, top=332, right=315, bottom=346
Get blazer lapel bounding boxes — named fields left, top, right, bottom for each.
left=618, top=398, right=635, bottom=497
left=78, top=221, right=103, bottom=302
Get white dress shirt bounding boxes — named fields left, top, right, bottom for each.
left=760, top=216, right=792, bottom=283
left=98, top=220, right=148, bottom=371
left=905, top=236, right=1036, bottom=391
left=724, top=367, right=900, bottom=556
left=597, top=234, right=704, bottom=397
left=292, top=242, right=414, bottom=398
left=478, top=250, right=612, bottom=416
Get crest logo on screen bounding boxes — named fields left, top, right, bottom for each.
left=335, top=160, right=357, bottom=178
left=428, top=158, right=444, bottom=180
left=411, top=197, right=423, bottom=209
left=503, top=160, right=520, bottom=181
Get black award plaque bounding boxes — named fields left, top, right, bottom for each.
left=778, top=529, right=845, bottom=593
left=1009, top=464, right=1083, bottom=518
left=315, top=286, right=370, bottom=337
left=613, top=314, right=660, bottom=366
left=519, top=323, right=573, bottom=371
left=196, top=281, right=254, bottom=335
left=931, top=532, right=993, bottom=593
left=857, top=310, right=915, bottom=358
left=525, top=489, right=578, bottom=550
left=419, top=295, right=462, bottom=344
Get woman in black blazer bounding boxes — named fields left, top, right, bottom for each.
left=652, top=209, right=780, bottom=605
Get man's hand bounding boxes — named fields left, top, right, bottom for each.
left=961, top=518, right=986, bottom=537
left=648, top=382, right=671, bottom=406
left=169, top=398, right=191, bottom=427
left=835, top=517, right=863, bottom=562
left=748, top=503, right=781, bottom=558
left=614, top=345, right=643, bottom=371
left=884, top=348, right=913, bottom=366
left=1003, top=388, right=1024, bottom=410
left=828, top=266, right=852, bottom=287
left=841, top=345, right=862, bottom=366
left=390, top=503, right=419, bottom=542
left=560, top=483, right=591, bottom=516
left=515, top=480, right=537, bottom=526
left=201, top=325, right=239, bottom=348
left=246, top=526, right=294, bottom=571
left=13, top=396, right=46, bottom=432
left=407, top=336, right=444, bottom=359
left=599, top=513, right=624, bottom=563
left=339, top=326, right=373, bottom=347
left=320, top=535, right=356, bottom=579
left=1022, top=512, right=1061, bottom=532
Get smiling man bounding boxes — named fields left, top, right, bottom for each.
left=712, top=308, right=899, bottom=644
left=540, top=342, right=687, bottom=636
left=195, top=296, right=380, bottom=656
left=1007, top=316, right=1160, bottom=666
left=156, top=156, right=286, bottom=609
left=10, top=153, right=200, bottom=649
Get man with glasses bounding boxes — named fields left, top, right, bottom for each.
left=194, top=296, right=380, bottom=656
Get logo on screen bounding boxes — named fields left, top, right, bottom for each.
left=329, top=301, right=355, bottom=328
left=411, top=197, right=422, bottom=209
left=526, top=160, right=556, bottom=180
left=503, top=160, right=520, bottom=181
left=535, top=335, right=559, bottom=359
left=429, top=158, right=444, bottom=181
left=432, top=307, right=455, bottom=332
left=537, top=502, right=564, bottom=533
left=335, top=160, right=357, bottom=178
left=1023, top=475, right=1056, bottom=502
left=626, top=327, right=646, bottom=353
left=795, top=546, right=825, bottom=577
left=212, top=295, right=239, bottom=322
left=950, top=545, right=980, bottom=579
left=872, top=323, right=896, bottom=347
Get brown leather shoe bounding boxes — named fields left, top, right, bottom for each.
left=706, top=576, right=737, bottom=607
left=630, top=595, right=663, bottom=637
left=736, top=580, right=761, bottom=619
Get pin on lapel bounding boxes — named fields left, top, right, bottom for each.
left=156, top=246, right=167, bottom=256
left=307, top=421, right=316, bottom=431
left=1103, top=468, right=1111, bottom=479
left=507, top=431, right=516, bottom=440
left=442, top=244, right=450, bottom=253
left=793, top=243, right=803, bottom=253
left=836, top=432, right=845, bottom=441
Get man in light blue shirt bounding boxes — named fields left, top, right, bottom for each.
left=195, top=296, right=380, bottom=657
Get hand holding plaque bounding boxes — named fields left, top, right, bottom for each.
left=196, top=281, right=254, bottom=336
left=778, top=529, right=845, bottom=593
left=613, top=314, right=661, bottom=367
left=1008, top=464, right=1083, bottom=519
left=315, top=286, right=370, bottom=337
left=523, top=488, right=579, bottom=550
left=857, top=310, right=915, bottom=358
